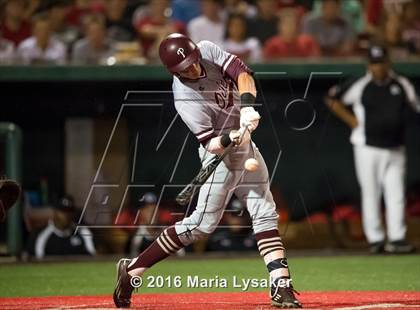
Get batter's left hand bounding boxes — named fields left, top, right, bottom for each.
left=240, top=107, right=260, bottom=132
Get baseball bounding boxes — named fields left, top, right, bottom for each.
left=244, top=158, right=259, bottom=172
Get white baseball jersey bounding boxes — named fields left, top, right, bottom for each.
left=172, top=40, right=252, bottom=146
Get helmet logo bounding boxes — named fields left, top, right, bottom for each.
left=177, top=48, right=186, bottom=58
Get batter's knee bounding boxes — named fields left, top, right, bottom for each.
left=174, top=214, right=220, bottom=246
left=175, top=227, right=210, bottom=246
left=174, top=205, right=224, bottom=245
left=251, top=206, right=279, bottom=234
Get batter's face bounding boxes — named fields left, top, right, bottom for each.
left=178, top=62, right=202, bottom=80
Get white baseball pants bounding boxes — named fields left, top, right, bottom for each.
left=175, top=142, right=278, bottom=245
left=353, top=144, right=406, bottom=243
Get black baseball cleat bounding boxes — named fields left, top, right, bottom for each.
left=385, top=240, right=416, bottom=254
left=369, top=241, right=385, bottom=254
left=270, top=277, right=302, bottom=308
left=113, top=258, right=135, bottom=308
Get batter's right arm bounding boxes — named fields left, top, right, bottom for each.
left=199, top=40, right=261, bottom=132
left=238, top=73, right=260, bottom=132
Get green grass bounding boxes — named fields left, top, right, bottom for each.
left=0, top=255, right=419, bottom=297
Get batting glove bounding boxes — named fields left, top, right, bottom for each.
left=240, top=107, right=260, bottom=132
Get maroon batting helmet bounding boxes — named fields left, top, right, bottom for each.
left=159, top=33, right=200, bottom=73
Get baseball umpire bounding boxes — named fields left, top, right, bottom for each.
left=326, top=45, right=420, bottom=254
left=113, top=33, right=302, bottom=308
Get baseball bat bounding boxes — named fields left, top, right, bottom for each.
left=176, top=126, right=248, bottom=206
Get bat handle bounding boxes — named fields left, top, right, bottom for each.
left=176, top=183, right=196, bottom=206
left=239, top=124, right=249, bottom=135
left=235, top=124, right=250, bottom=146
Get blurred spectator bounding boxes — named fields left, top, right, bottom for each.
left=312, top=0, right=364, bottom=33
left=340, top=0, right=363, bottom=34
left=25, top=195, right=96, bottom=259
left=382, top=0, right=411, bottom=14
left=364, top=0, right=412, bottom=37
left=264, top=8, right=320, bottom=59
left=67, top=0, right=104, bottom=29
left=365, top=0, right=409, bottom=31
left=224, top=0, right=257, bottom=18
left=370, top=0, right=419, bottom=31
left=247, top=0, right=279, bottom=45
left=43, top=0, right=79, bottom=48
left=365, top=0, right=385, bottom=36
left=110, top=41, right=146, bottom=65
left=223, top=13, right=261, bottom=63
left=0, top=34, right=14, bottom=63
left=17, top=13, right=67, bottom=65
left=103, top=0, right=136, bottom=42
left=0, top=0, right=31, bottom=46
left=188, top=0, right=225, bottom=45
left=171, top=0, right=200, bottom=24
left=72, top=14, right=114, bottom=65
left=401, top=1, right=420, bottom=55
left=380, top=12, right=409, bottom=58
left=278, top=0, right=314, bottom=11
left=23, top=0, right=40, bottom=19
left=277, top=0, right=310, bottom=24
left=303, top=0, right=355, bottom=56
left=136, top=0, right=186, bottom=60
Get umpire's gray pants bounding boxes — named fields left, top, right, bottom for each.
left=175, top=142, right=278, bottom=246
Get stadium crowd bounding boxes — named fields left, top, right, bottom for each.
left=0, top=0, right=419, bottom=65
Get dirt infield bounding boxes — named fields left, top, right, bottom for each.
left=1, top=291, right=419, bottom=309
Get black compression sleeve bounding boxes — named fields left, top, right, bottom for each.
left=240, top=92, right=256, bottom=108
left=220, top=134, right=231, bottom=148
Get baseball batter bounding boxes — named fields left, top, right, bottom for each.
left=113, top=33, right=301, bottom=309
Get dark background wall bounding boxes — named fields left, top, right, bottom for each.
left=1, top=76, right=419, bottom=219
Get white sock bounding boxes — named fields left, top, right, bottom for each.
left=127, top=258, right=147, bottom=277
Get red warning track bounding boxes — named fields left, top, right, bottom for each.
left=1, top=291, right=419, bottom=309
